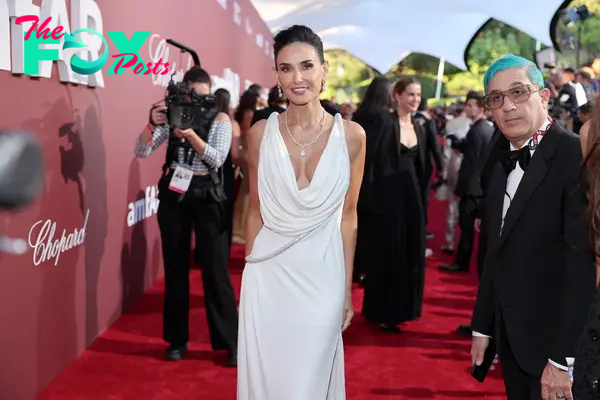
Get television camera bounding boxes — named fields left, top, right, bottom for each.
left=158, top=39, right=217, bottom=137
left=0, top=131, right=44, bottom=255
left=560, top=5, right=591, bottom=66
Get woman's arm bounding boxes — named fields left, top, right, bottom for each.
left=134, top=106, right=170, bottom=158
left=183, top=112, right=232, bottom=169
left=241, top=109, right=255, bottom=133
left=341, top=120, right=367, bottom=292
left=244, top=119, right=267, bottom=257
left=134, top=124, right=169, bottom=158
left=580, top=119, right=590, bottom=156
left=230, top=120, right=242, bottom=165
left=578, top=120, right=600, bottom=285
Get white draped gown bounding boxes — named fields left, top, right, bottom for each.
left=237, top=112, right=350, bottom=400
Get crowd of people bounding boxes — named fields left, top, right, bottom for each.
left=133, top=22, right=600, bottom=400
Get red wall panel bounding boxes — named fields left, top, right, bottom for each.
left=0, top=1, right=274, bottom=399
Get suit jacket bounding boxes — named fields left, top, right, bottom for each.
left=413, top=112, right=443, bottom=178
left=454, top=118, right=495, bottom=198
left=479, top=123, right=502, bottom=200
left=355, top=111, right=426, bottom=215
left=471, top=122, right=596, bottom=376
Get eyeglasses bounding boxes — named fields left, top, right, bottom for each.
left=483, top=85, right=540, bottom=110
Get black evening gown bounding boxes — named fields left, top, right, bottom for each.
left=354, top=111, right=426, bottom=326
left=574, top=283, right=600, bottom=399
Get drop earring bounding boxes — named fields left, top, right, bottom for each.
left=321, top=79, right=327, bottom=93
left=277, top=84, right=283, bottom=97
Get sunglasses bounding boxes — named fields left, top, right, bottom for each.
left=483, top=85, right=541, bottom=110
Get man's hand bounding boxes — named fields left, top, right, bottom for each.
left=471, top=336, right=490, bottom=366
left=474, top=218, right=481, bottom=233
left=541, top=362, right=572, bottom=399
left=151, top=106, right=168, bottom=126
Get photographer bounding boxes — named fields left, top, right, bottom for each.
left=134, top=67, right=238, bottom=367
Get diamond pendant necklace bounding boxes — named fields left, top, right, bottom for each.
left=284, top=108, right=326, bottom=157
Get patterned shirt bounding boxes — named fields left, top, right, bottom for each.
left=134, top=120, right=232, bottom=172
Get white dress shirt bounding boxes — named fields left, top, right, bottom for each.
left=473, top=118, right=570, bottom=371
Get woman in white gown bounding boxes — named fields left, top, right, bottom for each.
left=237, top=25, right=366, bottom=399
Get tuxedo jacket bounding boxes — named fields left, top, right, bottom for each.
left=413, top=112, right=443, bottom=179
left=454, top=119, right=495, bottom=198
left=471, top=122, right=596, bottom=376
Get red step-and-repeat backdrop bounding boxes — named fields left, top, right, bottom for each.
left=0, top=1, right=274, bottom=399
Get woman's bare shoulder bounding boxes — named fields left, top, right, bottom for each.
left=246, top=119, right=269, bottom=147
left=342, top=118, right=366, bottom=159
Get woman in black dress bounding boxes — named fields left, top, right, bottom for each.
left=352, top=76, right=393, bottom=283
left=573, top=116, right=600, bottom=399
left=357, top=77, right=427, bottom=331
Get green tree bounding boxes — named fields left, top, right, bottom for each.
left=468, top=20, right=537, bottom=69
left=570, top=0, right=600, bottom=15
left=442, top=20, right=537, bottom=97
left=555, top=0, right=600, bottom=65
left=445, top=62, right=486, bottom=97
left=323, top=50, right=375, bottom=103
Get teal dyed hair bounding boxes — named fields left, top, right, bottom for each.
left=483, top=54, right=544, bottom=94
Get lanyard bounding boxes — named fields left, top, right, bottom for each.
left=529, top=116, right=553, bottom=151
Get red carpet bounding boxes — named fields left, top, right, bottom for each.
left=37, top=197, right=506, bottom=399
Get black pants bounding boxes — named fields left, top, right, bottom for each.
left=476, top=216, right=488, bottom=281
left=454, top=195, right=479, bottom=270
left=499, top=315, right=542, bottom=399
left=157, top=174, right=238, bottom=351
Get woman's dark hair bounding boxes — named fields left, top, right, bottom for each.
left=247, top=83, right=262, bottom=96
left=393, top=77, right=420, bottom=96
left=268, top=84, right=287, bottom=105
left=273, top=25, right=324, bottom=65
left=234, top=89, right=259, bottom=124
left=353, top=76, right=392, bottom=120
left=214, top=88, right=231, bottom=114
left=183, top=66, right=212, bottom=86
left=582, top=92, right=600, bottom=255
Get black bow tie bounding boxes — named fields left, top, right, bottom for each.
left=501, top=147, right=531, bottom=174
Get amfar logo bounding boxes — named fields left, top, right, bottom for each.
left=27, top=209, right=90, bottom=266
left=127, top=185, right=159, bottom=227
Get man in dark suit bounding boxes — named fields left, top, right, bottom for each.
left=475, top=123, right=501, bottom=280
left=440, top=90, right=494, bottom=273
left=470, top=54, right=596, bottom=400
left=413, top=98, right=444, bottom=237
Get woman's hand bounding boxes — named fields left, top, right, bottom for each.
left=150, top=106, right=168, bottom=125
left=173, top=128, right=196, bottom=139
left=341, top=291, right=354, bottom=332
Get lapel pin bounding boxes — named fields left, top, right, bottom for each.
left=528, top=140, right=537, bottom=151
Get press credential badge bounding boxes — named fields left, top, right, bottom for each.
left=168, top=166, right=193, bottom=193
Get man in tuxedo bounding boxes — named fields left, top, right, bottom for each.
left=440, top=90, right=494, bottom=273
left=414, top=98, right=444, bottom=240
left=470, top=54, right=596, bottom=400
